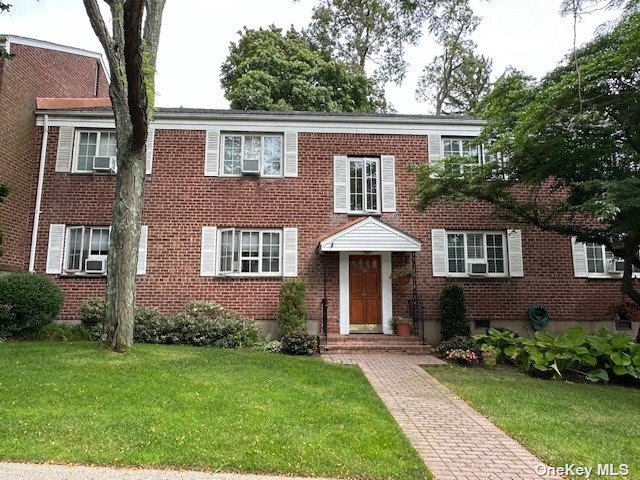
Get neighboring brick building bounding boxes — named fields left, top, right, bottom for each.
left=0, top=35, right=109, bottom=271
left=2, top=36, right=637, bottom=345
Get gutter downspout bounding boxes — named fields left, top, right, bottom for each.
left=28, top=114, right=48, bottom=273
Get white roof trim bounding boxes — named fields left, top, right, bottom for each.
left=0, top=34, right=109, bottom=77
left=319, top=217, right=422, bottom=252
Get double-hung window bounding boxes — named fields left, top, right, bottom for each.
left=64, top=226, right=110, bottom=273
left=75, top=130, right=117, bottom=172
left=348, top=157, right=379, bottom=214
left=221, top=134, right=283, bottom=177
left=583, top=242, right=640, bottom=276
left=218, top=229, right=281, bottom=276
left=446, top=231, right=507, bottom=276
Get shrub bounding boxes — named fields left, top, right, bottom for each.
left=134, top=311, right=261, bottom=348
left=0, top=273, right=64, bottom=336
left=185, top=300, right=233, bottom=319
left=439, top=284, right=469, bottom=341
left=281, top=332, right=317, bottom=355
left=35, top=323, right=95, bottom=342
left=79, top=298, right=105, bottom=327
left=435, top=335, right=480, bottom=357
left=254, top=337, right=282, bottom=353
left=474, top=327, right=521, bottom=363
left=276, top=280, right=308, bottom=336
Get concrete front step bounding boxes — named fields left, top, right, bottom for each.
left=321, top=343, right=432, bottom=355
left=325, top=334, right=424, bottom=344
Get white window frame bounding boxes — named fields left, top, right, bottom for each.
left=348, top=157, right=380, bottom=214
left=220, top=133, right=284, bottom=178
left=442, top=137, right=487, bottom=167
left=445, top=230, right=509, bottom=277
left=63, top=225, right=111, bottom=275
left=583, top=243, right=640, bottom=278
left=216, top=228, right=282, bottom=277
left=72, top=130, right=117, bottom=173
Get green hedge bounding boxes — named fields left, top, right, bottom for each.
left=0, top=273, right=64, bottom=337
left=440, top=284, right=469, bottom=341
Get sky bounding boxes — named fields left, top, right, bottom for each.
left=0, top=0, right=622, bottom=114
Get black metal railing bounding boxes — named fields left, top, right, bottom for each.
left=408, top=252, right=426, bottom=344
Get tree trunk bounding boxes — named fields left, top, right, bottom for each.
left=102, top=144, right=146, bottom=352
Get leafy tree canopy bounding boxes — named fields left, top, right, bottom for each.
left=413, top=12, right=640, bottom=304
left=221, top=26, right=386, bottom=113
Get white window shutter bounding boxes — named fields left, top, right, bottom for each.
left=145, top=128, right=155, bottom=175
left=204, top=129, right=220, bottom=176
left=46, top=224, right=66, bottom=274
left=283, top=227, right=298, bottom=277
left=428, top=134, right=442, bottom=164
left=333, top=155, right=348, bottom=213
left=284, top=131, right=298, bottom=177
left=55, top=126, right=74, bottom=172
left=381, top=155, right=396, bottom=212
left=507, top=229, right=524, bottom=277
left=571, top=237, right=589, bottom=278
left=431, top=229, right=447, bottom=277
left=136, top=225, right=148, bottom=275
left=200, top=227, right=217, bottom=276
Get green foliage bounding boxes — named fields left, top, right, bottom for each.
left=280, top=332, right=318, bottom=355
left=439, top=284, right=469, bottom=340
left=276, top=279, right=308, bottom=336
left=185, top=300, right=233, bottom=319
left=473, top=327, right=521, bottom=363
left=475, top=327, right=640, bottom=383
left=435, top=335, right=479, bottom=357
left=253, top=337, right=282, bottom=353
left=446, top=348, right=480, bottom=365
left=35, top=323, right=95, bottom=342
left=413, top=13, right=640, bottom=306
left=0, top=273, right=64, bottom=337
left=0, top=182, right=9, bottom=256
left=79, top=298, right=106, bottom=327
left=303, top=0, right=426, bottom=85
left=221, top=26, right=386, bottom=112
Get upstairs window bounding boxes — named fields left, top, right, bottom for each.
left=218, top=229, right=281, bottom=276
left=221, top=134, right=283, bottom=177
left=349, top=157, right=380, bottom=214
left=74, top=130, right=117, bottom=173
left=584, top=242, right=640, bottom=275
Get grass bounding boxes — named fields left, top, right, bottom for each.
left=0, top=342, right=430, bottom=480
left=426, top=364, right=640, bottom=480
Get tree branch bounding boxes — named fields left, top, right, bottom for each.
left=143, top=0, right=167, bottom=68
left=82, top=0, right=118, bottom=72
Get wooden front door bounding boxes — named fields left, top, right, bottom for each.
left=349, top=255, right=382, bottom=328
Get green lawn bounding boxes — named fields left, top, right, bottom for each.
left=0, top=342, right=430, bottom=480
left=426, top=364, right=640, bottom=480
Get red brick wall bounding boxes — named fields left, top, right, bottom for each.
left=0, top=42, right=108, bottom=271
left=34, top=129, right=634, bottom=330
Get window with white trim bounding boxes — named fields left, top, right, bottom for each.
left=446, top=231, right=507, bottom=275
left=64, top=226, right=110, bottom=274
left=221, top=133, right=283, bottom=177
left=218, top=228, right=281, bottom=276
left=349, top=157, right=380, bottom=213
left=74, top=130, right=117, bottom=172
left=584, top=243, right=640, bottom=276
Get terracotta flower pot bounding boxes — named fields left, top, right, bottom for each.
left=396, top=322, right=412, bottom=336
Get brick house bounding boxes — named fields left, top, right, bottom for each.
left=3, top=36, right=639, bottom=346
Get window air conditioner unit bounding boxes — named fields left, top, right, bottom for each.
left=85, top=258, right=107, bottom=274
left=93, top=156, right=117, bottom=173
left=606, top=259, right=625, bottom=273
left=468, top=262, right=488, bottom=275
left=241, top=158, right=260, bottom=175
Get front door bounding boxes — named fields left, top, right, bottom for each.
left=349, top=255, right=381, bottom=332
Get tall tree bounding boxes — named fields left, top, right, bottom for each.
left=0, top=183, right=8, bottom=257
left=221, top=26, right=386, bottom=112
left=1, top=2, right=12, bottom=251
left=413, top=13, right=640, bottom=306
left=415, top=0, right=490, bottom=114
left=0, top=3, right=12, bottom=60
left=83, top=0, right=166, bottom=352
left=302, top=0, right=431, bottom=85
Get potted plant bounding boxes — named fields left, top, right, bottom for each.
left=390, top=267, right=414, bottom=285
left=608, top=299, right=640, bottom=322
left=391, top=316, right=413, bottom=336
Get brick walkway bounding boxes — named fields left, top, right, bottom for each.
left=323, top=354, right=560, bottom=480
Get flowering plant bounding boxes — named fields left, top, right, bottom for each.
left=447, top=348, right=480, bottom=365
left=608, top=299, right=640, bottom=321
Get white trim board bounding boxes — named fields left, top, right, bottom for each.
left=339, top=252, right=393, bottom=335
left=319, top=217, right=421, bottom=252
